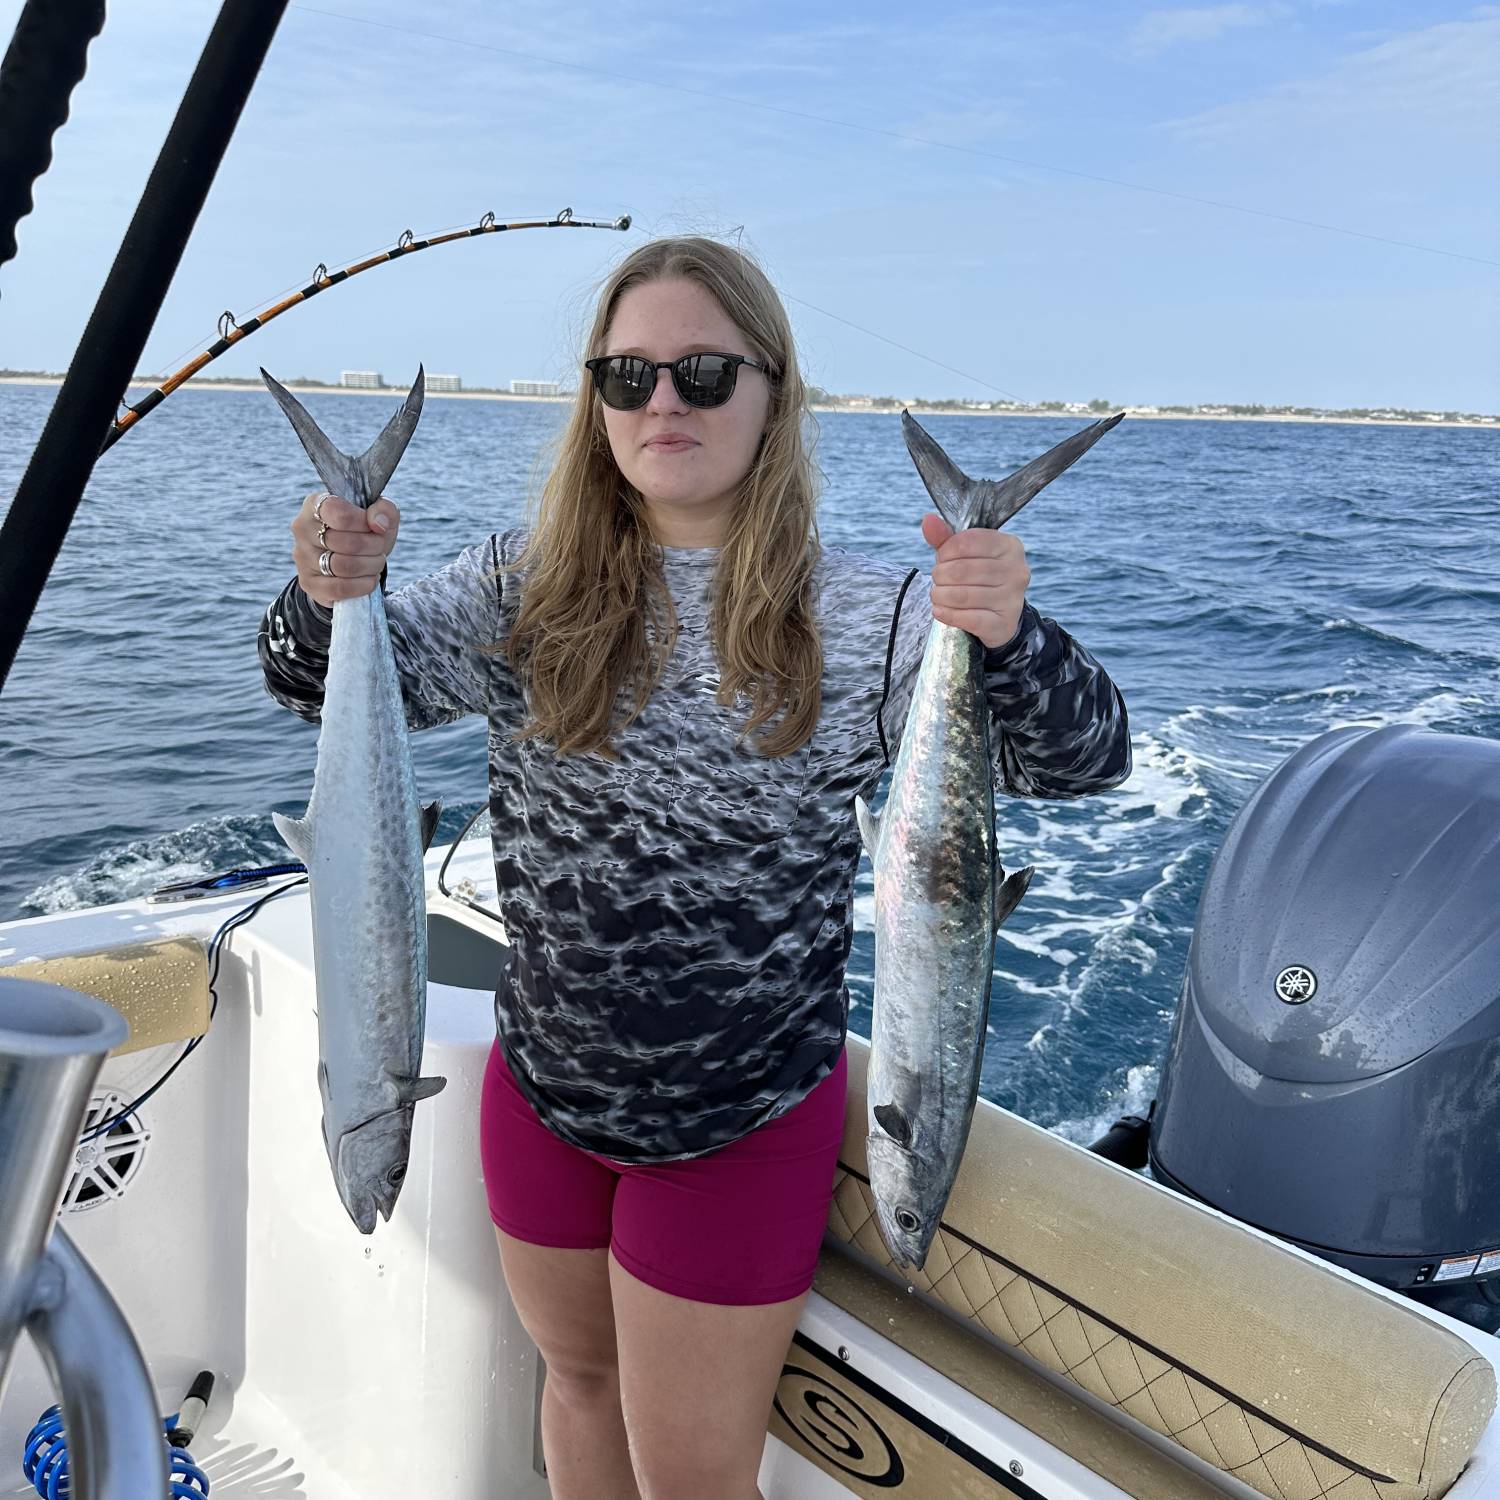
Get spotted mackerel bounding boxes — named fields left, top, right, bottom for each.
left=857, top=410, right=1124, bottom=1269
left=263, top=367, right=446, bottom=1235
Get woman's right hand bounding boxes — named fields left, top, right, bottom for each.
left=292, top=490, right=401, bottom=606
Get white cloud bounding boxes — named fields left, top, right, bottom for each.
left=1162, top=14, right=1500, bottom=147
left=1131, top=4, right=1283, bottom=55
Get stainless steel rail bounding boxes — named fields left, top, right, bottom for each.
left=0, top=975, right=168, bottom=1496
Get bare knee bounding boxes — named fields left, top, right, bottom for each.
left=497, top=1232, right=619, bottom=1393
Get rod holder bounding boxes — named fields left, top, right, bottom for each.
left=0, top=976, right=168, bottom=1496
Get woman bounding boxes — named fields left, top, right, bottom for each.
left=259, top=236, right=1130, bottom=1500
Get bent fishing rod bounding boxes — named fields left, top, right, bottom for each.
left=103, top=207, right=631, bottom=452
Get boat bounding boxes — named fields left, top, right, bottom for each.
left=3, top=6, right=1498, bottom=1495
left=2, top=754, right=1498, bottom=1497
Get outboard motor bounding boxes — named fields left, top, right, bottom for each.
left=1149, top=724, right=1500, bottom=1332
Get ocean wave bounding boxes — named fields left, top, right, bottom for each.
left=20, top=814, right=291, bottom=915
left=1048, top=1063, right=1161, bottom=1147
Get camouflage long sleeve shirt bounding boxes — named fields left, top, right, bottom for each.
left=258, top=531, right=1131, bottom=1161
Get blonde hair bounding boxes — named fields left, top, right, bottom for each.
left=501, top=236, right=822, bottom=758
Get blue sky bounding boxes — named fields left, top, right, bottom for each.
left=2, top=1, right=1496, bottom=410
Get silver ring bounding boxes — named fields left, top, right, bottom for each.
left=313, top=493, right=329, bottom=523
left=317, top=520, right=329, bottom=547
left=318, top=549, right=335, bottom=577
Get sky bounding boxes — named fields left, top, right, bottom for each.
left=1, top=1, right=1496, bottom=411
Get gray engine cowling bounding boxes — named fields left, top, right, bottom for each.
left=1150, top=724, right=1500, bottom=1328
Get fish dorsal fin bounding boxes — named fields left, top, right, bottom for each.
left=261, top=366, right=425, bottom=508
left=855, top=796, right=882, bottom=859
left=272, top=809, right=315, bottom=865
left=873, top=1102, right=914, bottom=1149
left=420, top=798, right=443, bottom=853
left=995, top=864, right=1035, bottom=932
left=357, top=366, right=425, bottom=500
left=902, top=409, right=1125, bottom=532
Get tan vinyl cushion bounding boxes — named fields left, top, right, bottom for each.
left=0, top=937, right=210, bottom=1056
left=807, top=1252, right=1236, bottom=1499
left=829, top=1035, right=1495, bottom=1500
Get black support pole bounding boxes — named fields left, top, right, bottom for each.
left=0, top=0, right=290, bottom=696
left=0, top=0, right=108, bottom=272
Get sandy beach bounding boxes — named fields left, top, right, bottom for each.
left=1, top=376, right=1493, bottom=432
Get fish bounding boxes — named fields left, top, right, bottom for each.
left=856, top=409, right=1124, bottom=1270
left=262, top=366, right=447, bottom=1234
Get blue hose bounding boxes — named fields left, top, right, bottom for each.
left=21, top=1405, right=209, bottom=1498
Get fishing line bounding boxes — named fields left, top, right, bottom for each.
left=104, top=208, right=630, bottom=451
left=77, top=872, right=308, bottom=1143
left=289, top=3, right=1500, bottom=271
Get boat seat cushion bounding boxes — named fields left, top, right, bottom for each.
left=828, top=1035, right=1495, bottom=1500
left=0, top=937, right=210, bottom=1057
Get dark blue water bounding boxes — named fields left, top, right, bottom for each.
left=3, top=384, right=1496, bottom=1137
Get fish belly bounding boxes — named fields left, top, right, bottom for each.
left=303, top=593, right=427, bottom=1147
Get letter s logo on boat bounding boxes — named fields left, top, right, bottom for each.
left=1274, top=965, right=1318, bottom=1004
left=773, top=1367, right=905, bottom=1486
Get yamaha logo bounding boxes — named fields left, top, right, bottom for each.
left=1274, top=966, right=1317, bottom=1004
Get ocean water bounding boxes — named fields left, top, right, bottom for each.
left=2, top=383, right=1496, bottom=1139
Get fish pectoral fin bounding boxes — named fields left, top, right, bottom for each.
left=420, top=798, right=443, bottom=853
left=392, top=1073, right=447, bottom=1104
left=855, top=796, right=881, bottom=859
left=995, top=865, right=1035, bottom=932
left=873, top=1102, right=915, bottom=1149
left=272, top=809, right=315, bottom=864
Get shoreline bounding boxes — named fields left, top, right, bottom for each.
left=0, top=376, right=1493, bottom=432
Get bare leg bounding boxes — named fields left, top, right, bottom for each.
left=610, top=1251, right=805, bottom=1500
left=496, top=1231, right=641, bottom=1500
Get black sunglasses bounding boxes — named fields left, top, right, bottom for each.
left=584, top=352, right=770, bottom=411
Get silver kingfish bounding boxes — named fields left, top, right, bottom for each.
left=857, top=410, right=1124, bottom=1270
left=263, top=366, right=446, bottom=1235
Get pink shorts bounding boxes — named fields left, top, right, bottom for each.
left=479, top=1038, right=848, bottom=1307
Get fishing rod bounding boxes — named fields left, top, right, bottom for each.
left=102, top=207, right=632, bottom=452
left=0, top=0, right=291, bottom=701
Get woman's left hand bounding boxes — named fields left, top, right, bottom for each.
left=922, top=514, right=1030, bottom=651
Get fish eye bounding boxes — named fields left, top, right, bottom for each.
left=895, top=1207, right=920, bottom=1234
left=386, top=1162, right=407, bottom=1188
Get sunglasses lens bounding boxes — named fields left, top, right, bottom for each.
left=676, top=354, right=738, bottom=409
left=596, top=356, right=653, bottom=410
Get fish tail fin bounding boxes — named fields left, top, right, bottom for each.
left=261, top=365, right=424, bottom=507
left=901, top=410, right=975, bottom=531
left=994, top=864, right=1035, bottom=932
left=356, top=366, right=425, bottom=500
left=902, top=409, right=1125, bottom=532
left=272, top=808, right=315, bottom=865
left=261, top=368, right=361, bottom=500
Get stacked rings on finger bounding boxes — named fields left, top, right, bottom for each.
left=318, top=551, right=335, bottom=577
left=313, top=493, right=329, bottom=523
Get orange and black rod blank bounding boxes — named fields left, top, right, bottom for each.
left=103, top=209, right=633, bottom=452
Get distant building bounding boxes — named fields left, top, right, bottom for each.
left=511, top=379, right=561, bottom=397
left=427, top=374, right=461, bottom=392
left=341, top=370, right=383, bottom=389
